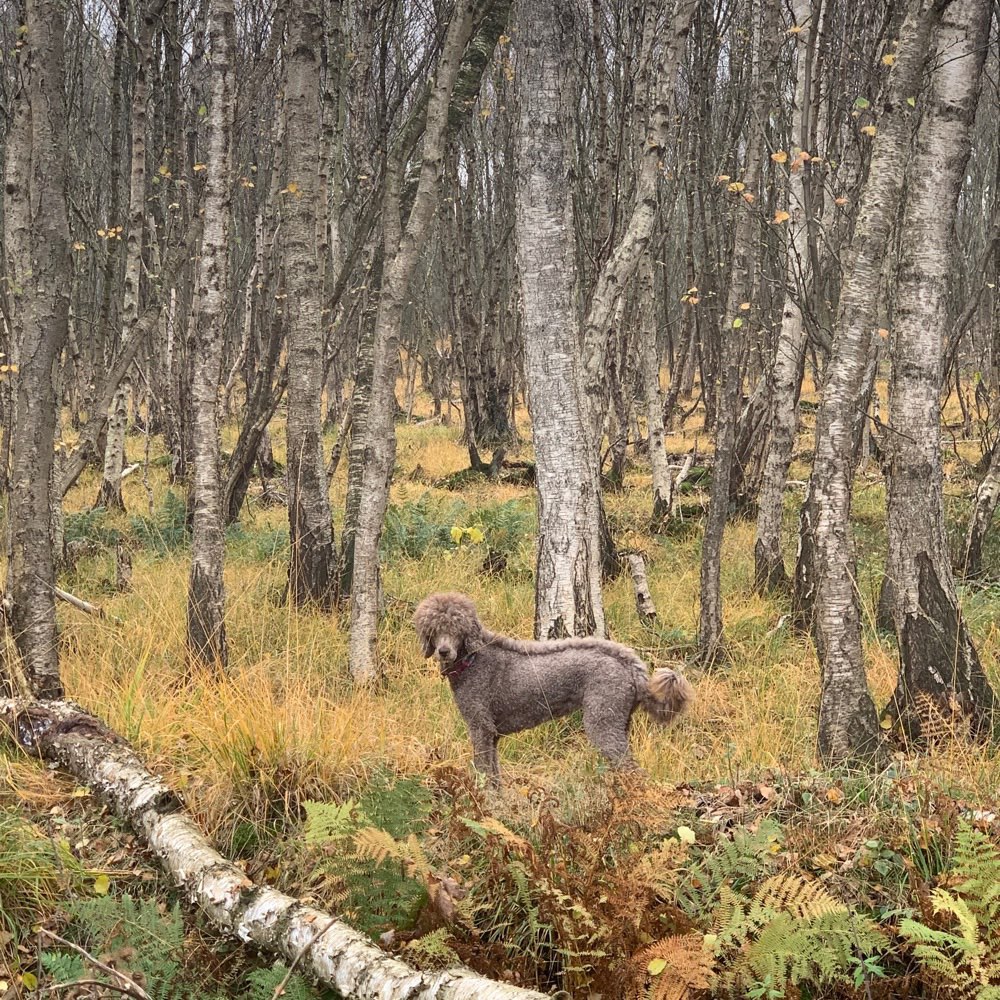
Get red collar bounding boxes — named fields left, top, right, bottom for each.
left=443, top=653, right=476, bottom=680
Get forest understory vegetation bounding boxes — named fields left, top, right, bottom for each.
left=6, top=380, right=1000, bottom=999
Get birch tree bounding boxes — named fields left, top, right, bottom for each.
left=883, top=0, right=996, bottom=738
left=753, top=0, right=815, bottom=593
left=515, top=0, right=604, bottom=639
left=3, top=0, right=72, bottom=698
left=186, top=0, right=235, bottom=669
left=347, top=3, right=479, bottom=681
left=796, top=0, right=944, bottom=764
left=698, top=0, right=778, bottom=663
left=285, top=0, right=337, bottom=609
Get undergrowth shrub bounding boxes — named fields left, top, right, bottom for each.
left=130, top=489, right=189, bottom=553
left=0, top=810, right=86, bottom=962
left=900, top=823, right=1000, bottom=998
left=44, top=894, right=335, bottom=1000
left=293, top=773, right=434, bottom=940
left=382, top=494, right=468, bottom=559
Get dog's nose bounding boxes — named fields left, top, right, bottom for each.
left=437, top=645, right=451, bottom=657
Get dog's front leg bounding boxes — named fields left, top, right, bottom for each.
left=470, top=727, right=500, bottom=786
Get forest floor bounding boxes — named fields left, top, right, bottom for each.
left=4, top=383, right=1000, bottom=998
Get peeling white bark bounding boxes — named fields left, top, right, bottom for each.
left=0, top=700, right=545, bottom=1000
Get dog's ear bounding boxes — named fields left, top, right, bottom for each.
left=418, top=630, right=435, bottom=658
left=413, top=607, right=435, bottom=658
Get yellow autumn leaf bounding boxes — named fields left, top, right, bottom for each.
left=450, top=526, right=464, bottom=544
left=726, top=181, right=746, bottom=193
left=732, top=317, right=743, bottom=329
left=466, top=527, right=485, bottom=544
left=93, top=873, right=111, bottom=895
left=787, top=24, right=803, bottom=34
left=97, top=228, right=106, bottom=237
left=687, top=296, right=700, bottom=305
left=21, top=973, right=37, bottom=991
left=676, top=825, right=696, bottom=845
left=742, top=192, right=755, bottom=203
left=860, top=124, right=877, bottom=137
left=825, top=787, right=845, bottom=805
left=72, top=241, right=86, bottom=251
left=648, top=958, right=667, bottom=976
left=498, top=33, right=510, bottom=44
left=717, top=173, right=731, bottom=182
left=878, top=327, right=890, bottom=339
left=286, top=181, right=299, bottom=194
left=158, top=164, right=170, bottom=176
left=835, top=196, right=849, bottom=206
left=770, top=149, right=788, bottom=164
left=882, top=53, right=895, bottom=65
left=773, top=209, right=791, bottom=224
left=739, top=301, right=751, bottom=311
left=193, top=162, right=207, bottom=172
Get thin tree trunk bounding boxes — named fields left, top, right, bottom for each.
left=347, top=4, right=478, bottom=681
left=3, top=0, right=72, bottom=698
left=285, top=0, right=337, bottom=609
left=516, top=0, right=604, bottom=639
left=698, top=0, right=777, bottom=664
left=753, top=0, right=814, bottom=593
left=186, top=0, right=234, bottom=670
left=0, top=700, right=546, bottom=1000
left=796, top=0, right=944, bottom=764
left=94, top=2, right=157, bottom=512
left=884, top=0, right=996, bottom=739
left=639, top=256, right=675, bottom=531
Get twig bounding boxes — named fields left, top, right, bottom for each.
left=271, top=916, right=339, bottom=1000
left=38, top=929, right=150, bottom=1000
left=43, top=980, right=150, bottom=999
left=53, top=587, right=105, bottom=619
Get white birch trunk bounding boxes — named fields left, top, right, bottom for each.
left=348, top=5, right=477, bottom=680
left=884, top=0, right=995, bottom=737
left=3, top=0, right=72, bottom=698
left=94, top=3, right=156, bottom=512
left=637, top=253, right=676, bottom=531
left=285, top=0, right=337, bottom=609
left=753, top=0, right=813, bottom=593
left=0, top=700, right=545, bottom=1000
left=515, top=0, right=604, bottom=639
left=186, top=0, right=234, bottom=669
left=798, top=0, right=943, bottom=764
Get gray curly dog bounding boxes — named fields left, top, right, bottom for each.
left=413, top=592, right=693, bottom=784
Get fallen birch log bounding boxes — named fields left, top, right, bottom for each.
left=0, top=700, right=546, bottom=1000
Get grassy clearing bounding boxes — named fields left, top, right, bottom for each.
left=5, top=381, right=1000, bottom=994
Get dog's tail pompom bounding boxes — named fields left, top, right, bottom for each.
left=641, top=667, right=694, bottom=725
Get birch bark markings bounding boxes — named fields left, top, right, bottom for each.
left=347, top=5, right=478, bottom=681
left=285, top=0, right=337, bottom=610
left=515, top=0, right=604, bottom=640
left=186, top=0, right=235, bottom=669
left=797, top=0, right=942, bottom=764
left=3, top=0, right=72, bottom=697
left=884, top=0, right=996, bottom=737
left=753, top=0, right=814, bottom=594
left=698, top=0, right=778, bottom=664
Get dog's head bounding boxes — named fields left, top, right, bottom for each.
left=413, top=592, right=482, bottom=670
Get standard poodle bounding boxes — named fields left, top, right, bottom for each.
left=413, top=591, right=693, bottom=783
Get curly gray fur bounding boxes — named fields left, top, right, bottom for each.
left=413, top=592, right=693, bottom=784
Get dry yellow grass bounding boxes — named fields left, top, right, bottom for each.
left=6, top=377, right=999, bottom=835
